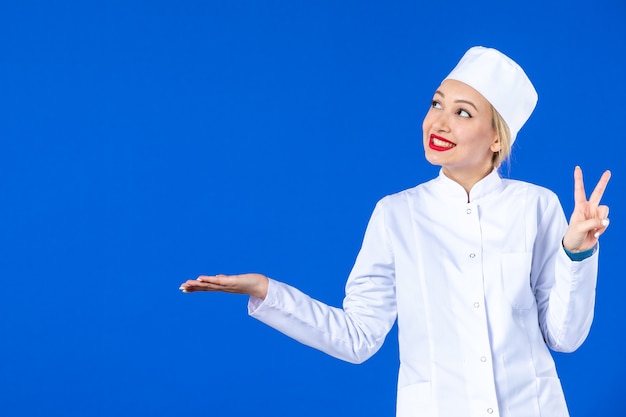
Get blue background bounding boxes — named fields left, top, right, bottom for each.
left=1, top=1, right=624, bottom=416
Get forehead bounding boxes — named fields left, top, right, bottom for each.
left=436, top=79, right=492, bottom=110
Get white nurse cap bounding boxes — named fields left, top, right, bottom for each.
left=444, top=46, right=538, bottom=143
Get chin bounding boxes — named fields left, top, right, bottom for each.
left=424, top=151, right=443, bottom=167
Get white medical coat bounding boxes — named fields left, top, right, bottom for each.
left=249, top=169, right=598, bottom=417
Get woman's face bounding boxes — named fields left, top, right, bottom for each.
left=422, top=79, right=500, bottom=179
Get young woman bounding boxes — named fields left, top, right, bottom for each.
left=180, top=47, right=611, bottom=417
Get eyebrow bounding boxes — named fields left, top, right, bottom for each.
left=435, top=90, right=478, bottom=112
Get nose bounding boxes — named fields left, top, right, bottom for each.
left=431, top=111, right=451, bottom=132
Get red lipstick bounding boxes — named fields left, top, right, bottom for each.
left=429, top=134, right=456, bottom=151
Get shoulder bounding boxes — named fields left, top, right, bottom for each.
left=376, top=178, right=437, bottom=208
left=502, top=178, right=556, bottom=198
left=362, top=182, right=435, bottom=234
left=501, top=178, right=559, bottom=200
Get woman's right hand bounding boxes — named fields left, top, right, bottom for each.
left=179, top=273, right=269, bottom=300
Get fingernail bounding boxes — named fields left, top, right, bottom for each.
left=601, top=219, right=609, bottom=227
left=594, top=232, right=600, bottom=239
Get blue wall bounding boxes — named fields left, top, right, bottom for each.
left=1, top=1, right=624, bottom=416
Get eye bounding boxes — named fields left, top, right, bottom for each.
left=431, top=100, right=442, bottom=109
left=457, top=108, right=472, bottom=118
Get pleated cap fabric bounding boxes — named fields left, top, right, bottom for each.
left=444, top=46, right=538, bottom=143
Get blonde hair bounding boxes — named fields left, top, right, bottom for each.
left=491, top=106, right=511, bottom=168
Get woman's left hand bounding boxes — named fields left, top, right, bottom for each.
left=562, top=166, right=611, bottom=252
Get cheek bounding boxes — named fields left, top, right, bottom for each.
left=479, top=126, right=498, bottom=150
left=464, top=127, right=492, bottom=147
left=421, top=113, right=434, bottom=135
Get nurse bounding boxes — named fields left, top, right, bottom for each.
left=180, top=46, right=611, bottom=417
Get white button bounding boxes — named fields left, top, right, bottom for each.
left=474, top=302, right=480, bottom=308
left=487, top=408, right=494, bottom=414
left=480, top=356, right=487, bottom=362
left=466, top=208, right=472, bottom=214
left=469, top=253, right=476, bottom=258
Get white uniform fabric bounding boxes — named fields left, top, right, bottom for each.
left=248, top=169, right=598, bottom=417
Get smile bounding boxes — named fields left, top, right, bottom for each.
left=429, top=134, right=456, bottom=152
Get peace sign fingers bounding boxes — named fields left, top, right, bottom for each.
left=574, top=166, right=611, bottom=207
left=588, top=169, right=611, bottom=207
left=563, top=166, right=612, bottom=252
left=573, top=166, right=587, bottom=205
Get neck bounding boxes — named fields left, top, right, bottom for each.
left=442, top=165, right=495, bottom=199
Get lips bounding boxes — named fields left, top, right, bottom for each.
left=429, top=134, right=456, bottom=151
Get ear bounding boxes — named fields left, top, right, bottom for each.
left=490, top=134, right=501, bottom=153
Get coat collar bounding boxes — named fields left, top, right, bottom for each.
left=432, top=168, right=503, bottom=203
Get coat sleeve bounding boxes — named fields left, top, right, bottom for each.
left=531, top=192, right=599, bottom=353
left=248, top=200, right=398, bottom=364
